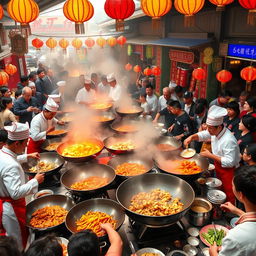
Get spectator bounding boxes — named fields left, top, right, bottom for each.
left=139, top=77, right=150, bottom=96
left=146, top=85, right=158, bottom=118
left=0, top=129, right=8, bottom=149
left=97, top=75, right=110, bottom=95
left=91, top=72, right=98, bottom=90
left=17, top=76, right=29, bottom=90
left=209, top=89, right=232, bottom=108
left=240, top=97, right=256, bottom=118
left=171, top=85, right=184, bottom=105
left=238, top=91, right=249, bottom=112
left=28, top=71, right=37, bottom=83
left=158, top=87, right=171, bottom=111
left=0, top=97, right=17, bottom=127
left=13, top=87, right=40, bottom=124
left=183, top=91, right=196, bottom=119
left=14, top=90, right=22, bottom=103
left=28, top=82, right=44, bottom=109
left=139, top=93, right=150, bottom=117
left=43, top=69, right=55, bottom=95
left=108, top=73, right=122, bottom=102
left=35, top=68, right=47, bottom=99
left=0, top=87, right=12, bottom=98
left=242, top=144, right=256, bottom=166
left=24, top=235, right=62, bottom=256
left=224, top=101, right=240, bottom=139
left=0, top=236, right=21, bottom=256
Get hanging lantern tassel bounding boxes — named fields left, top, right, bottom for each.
left=116, top=19, right=125, bottom=31
left=196, top=80, right=201, bottom=98
left=75, top=23, right=85, bottom=34
left=248, top=9, right=256, bottom=25
left=152, top=17, right=161, bottom=31
left=246, top=81, right=252, bottom=92
left=221, top=82, right=226, bottom=90
left=21, top=24, right=31, bottom=37
left=184, top=15, right=195, bottom=27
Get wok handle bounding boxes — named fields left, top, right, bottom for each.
left=100, top=241, right=107, bottom=249
left=129, top=241, right=137, bottom=255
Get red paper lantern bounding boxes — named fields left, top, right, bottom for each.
left=192, top=68, right=206, bottom=80
left=107, top=37, right=117, bottom=47
left=117, top=36, right=127, bottom=46
left=239, top=0, right=256, bottom=25
left=5, top=64, right=17, bottom=76
left=133, top=65, right=141, bottom=73
left=216, top=69, right=232, bottom=83
left=0, top=5, right=3, bottom=20
left=241, top=66, right=256, bottom=92
left=85, top=38, right=95, bottom=49
left=104, top=0, right=135, bottom=31
left=151, top=66, right=161, bottom=76
left=125, top=63, right=133, bottom=71
left=32, top=38, right=44, bottom=50
left=0, top=71, right=9, bottom=86
left=72, top=38, right=83, bottom=50
left=209, top=0, right=234, bottom=11
left=143, top=67, right=152, bottom=76
left=96, top=37, right=106, bottom=48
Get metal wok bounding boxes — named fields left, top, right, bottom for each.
left=107, top=154, right=154, bottom=179
left=103, top=134, right=137, bottom=155
left=154, top=152, right=209, bottom=180
left=26, top=194, right=75, bottom=231
left=88, top=101, right=113, bottom=112
left=115, top=105, right=143, bottom=118
left=41, top=137, right=63, bottom=152
left=152, top=136, right=182, bottom=153
left=93, top=111, right=116, bottom=125
left=116, top=173, right=195, bottom=226
left=65, top=198, right=125, bottom=238
left=111, top=119, right=140, bottom=134
left=61, top=163, right=116, bottom=196
left=46, top=124, right=68, bottom=139
left=57, top=138, right=104, bottom=163
left=22, top=152, right=65, bottom=176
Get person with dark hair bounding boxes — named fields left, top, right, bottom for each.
left=0, top=97, right=17, bottom=128
left=172, top=85, right=184, bottom=105
left=224, top=101, right=240, bottom=139
left=97, top=75, right=110, bottom=95
left=196, top=98, right=208, bottom=109
left=139, top=93, right=150, bottom=117
left=237, top=115, right=256, bottom=153
left=28, top=82, right=44, bottom=110
left=182, top=91, right=196, bottom=119
left=35, top=68, right=47, bottom=99
left=0, top=122, right=44, bottom=249
left=139, top=77, right=150, bottom=96
left=91, top=72, right=98, bottom=90
left=14, top=90, right=22, bottom=100
left=28, top=71, right=37, bottom=83
left=0, top=129, right=8, bottom=149
left=242, top=144, right=256, bottom=166
left=43, top=69, right=55, bottom=95
left=209, top=89, right=232, bottom=108
left=167, top=100, right=194, bottom=140
left=145, top=85, right=158, bottom=118
left=0, top=87, right=11, bottom=98
left=24, top=235, right=62, bottom=256
left=0, top=236, right=21, bottom=256
left=17, top=76, right=29, bottom=90
left=209, top=165, right=256, bottom=256
left=238, top=91, right=249, bottom=112
left=68, top=223, right=123, bottom=256
left=184, top=105, right=240, bottom=204
left=240, top=97, right=256, bottom=118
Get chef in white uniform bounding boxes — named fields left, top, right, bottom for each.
left=27, top=97, right=62, bottom=153
left=108, top=73, right=122, bottom=102
left=0, top=122, right=44, bottom=249
left=75, top=76, right=96, bottom=105
left=184, top=105, right=240, bottom=203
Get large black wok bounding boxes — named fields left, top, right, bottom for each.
left=65, top=198, right=125, bottom=238
left=115, top=105, right=143, bottom=117
left=26, top=194, right=75, bottom=231
left=61, top=163, right=116, bottom=196
left=107, top=154, right=154, bottom=179
left=41, top=137, right=63, bottom=152
left=46, top=124, right=68, bottom=139
left=154, top=152, right=209, bottom=180
left=93, top=111, right=116, bottom=126
left=22, top=152, right=65, bottom=176
left=152, top=136, right=182, bottom=152
left=116, top=173, right=195, bottom=226
left=111, top=119, right=140, bottom=134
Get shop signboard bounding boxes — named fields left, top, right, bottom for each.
left=169, top=50, right=194, bottom=64
left=228, top=44, right=256, bottom=60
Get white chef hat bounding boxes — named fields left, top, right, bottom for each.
left=44, top=97, right=59, bottom=112
left=84, top=76, right=91, bottom=84
left=4, top=122, right=30, bottom=141
left=57, top=81, right=66, bottom=87
left=28, top=81, right=35, bottom=88
left=48, top=94, right=61, bottom=103
left=107, top=73, right=116, bottom=83
left=206, top=105, right=228, bottom=126
left=169, top=81, right=177, bottom=89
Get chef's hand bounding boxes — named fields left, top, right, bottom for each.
left=184, top=136, right=193, bottom=148
left=46, top=126, right=55, bottom=133
left=34, top=173, right=44, bottom=184
left=27, top=106, right=34, bottom=112
left=209, top=242, right=219, bottom=256
left=221, top=202, right=245, bottom=216
left=27, top=152, right=40, bottom=160
left=200, top=149, right=212, bottom=158
left=57, top=120, right=65, bottom=125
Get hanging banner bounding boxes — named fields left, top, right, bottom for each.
left=169, top=49, right=194, bottom=64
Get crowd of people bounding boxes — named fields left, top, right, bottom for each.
left=0, top=63, right=256, bottom=256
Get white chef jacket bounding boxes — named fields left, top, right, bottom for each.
left=0, top=147, right=38, bottom=249
left=158, top=95, right=167, bottom=111
left=141, top=102, right=150, bottom=113
left=109, top=84, right=122, bottom=102
left=146, top=94, right=158, bottom=115
left=97, top=82, right=110, bottom=95
left=75, top=88, right=96, bottom=104
left=219, top=222, right=256, bottom=256
left=30, top=112, right=58, bottom=141
left=197, top=127, right=240, bottom=168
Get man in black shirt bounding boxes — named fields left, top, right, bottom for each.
left=17, top=76, right=29, bottom=90
left=182, top=91, right=196, bottom=119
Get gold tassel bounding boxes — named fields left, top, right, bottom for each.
left=152, top=17, right=161, bottom=31
left=221, top=82, right=226, bottom=89
left=197, top=80, right=201, bottom=98
left=116, top=19, right=125, bottom=31
left=75, top=23, right=85, bottom=34
left=184, top=15, right=195, bottom=27
left=247, top=10, right=256, bottom=26
left=216, top=5, right=225, bottom=12
left=246, top=82, right=252, bottom=92
left=20, top=24, right=31, bottom=37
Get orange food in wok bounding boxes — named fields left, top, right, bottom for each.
left=29, top=205, right=68, bottom=228
left=61, top=142, right=101, bottom=157
left=109, top=140, right=135, bottom=150
left=115, top=124, right=138, bottom=133
left=93, top=116, right=113, bottom=122
left=90, top=102, right=112, bottom=110
left=76, top=211, right=117, bottom=236
left=115, top=162, right=147, bottom=176
left=70, top=176, right=109, bottom=190
left=118, top=107, right=141, bottom=113
left=156, top=143, right=176, bottom=151
left=45, top=142, right=62, bottom=151
left=47, top=130, right=67, bottom=136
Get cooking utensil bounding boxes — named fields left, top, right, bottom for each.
left=180, top=148, right=196, bottom=159
left=88, top=101, right=113, bottom=112
left=116, top=173, right=195, bottom=226
left=212, top=222, right=218, bottom=237
left=46, top=124, right=68, bottom=138
left=41, top=137, right=63, bottom=152
left=61, top=163, right=116, bottom=196
left=111, top=119, right=140, bottom=134
left=152, top=135, right=182, bottom=153
left=57, top=138, right=104, bottom=163
left=65, top=198, right=125, bottom=239
left=183, top=244, right=198, bottom=255
left=115, top=105, right=144, bottom=117
left=154, top=152, right=209, bottom=180
left=135, top=248, right=165, bottom=256
left=107, top=154, right=154, bottom=179
left=22, top=152, right=65, bottom=176
left=26, top=195, right=75, bottom=231
left=93, top=111, right=116, bottom=125
left=32, top=189, right=54, bottom=200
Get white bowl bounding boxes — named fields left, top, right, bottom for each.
left=187, top=236, right=199, bottom=247
left=180, top=148, right=196, bottom=159
left=183, top=244, right=198, bottom=255
left=202, top=247, right=210, bottom=256
left=136, top=247, right=165, bottom=256
left=32, top=189, right=53, bottom=200
left=187, top=227, right=199, bottom=237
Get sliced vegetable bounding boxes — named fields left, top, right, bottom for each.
left=202, top=228, right=226, bottom=246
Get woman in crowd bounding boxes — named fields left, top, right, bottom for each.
left=0, top=87, right=12, bottom=98
left=224, top=101, right=240, bottom=139
left=242, top=144, right=256, bottom=166
left=0, top=236, right=21, bottom=256
left=240, top=97, right=256, bottom=118
left=0, top=97, right=18, bottom=128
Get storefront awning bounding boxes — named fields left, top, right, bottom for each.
left=127, top=36, right=161, bottom=46
left=147, top=37, right=212, bottom=49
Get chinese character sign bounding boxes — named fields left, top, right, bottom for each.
left=228, top=44, right=256, bottom=60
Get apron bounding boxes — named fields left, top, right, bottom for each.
left=27, top=137, right=44, bottom=154
left=214, top=161, right=235, bottom=204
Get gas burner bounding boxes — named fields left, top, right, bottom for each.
left=128, top=219, right=186, bottom=247
left=67, top=190, right=110, bottom=204
left=39, top=172, right=61, bottom=189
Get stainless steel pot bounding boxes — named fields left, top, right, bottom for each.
left=188, top=197, right=212, bottom=227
